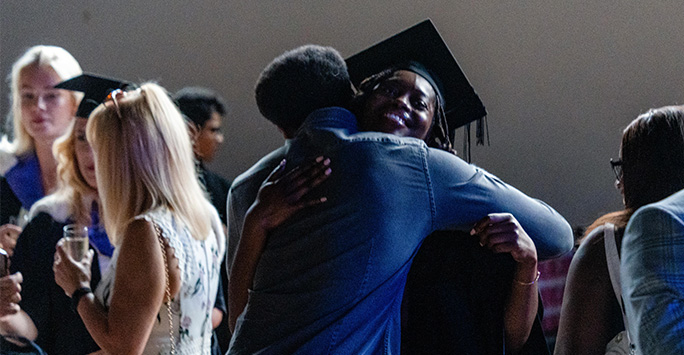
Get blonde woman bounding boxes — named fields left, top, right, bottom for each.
left=1, top=115, right=107, bottom=354
left=0, top=45, right=82, bottom=255
left=53, top=83, right=225, bottom=354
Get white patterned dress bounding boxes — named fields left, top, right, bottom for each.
left=95, top=206, right=225, bottom=354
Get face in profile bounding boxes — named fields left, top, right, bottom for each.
left=360, top=70, right=436, bottom=140
left=19, top=65, right=76, bottom=143
left=74, top=117, right=97, bottom=190
left=194, top=110, right=224, bottom=162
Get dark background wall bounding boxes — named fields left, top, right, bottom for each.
left=2, top=1, right=683, bottom=228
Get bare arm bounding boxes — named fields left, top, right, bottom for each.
left=55, top=219, right=180, bottom=355
left=228, top=157, right=331, bottom=332
left=472, top=213, right=538, bottom=354
left=555, top=228, right=620, bottom=355
left=228, top=210, right=269, bottom=332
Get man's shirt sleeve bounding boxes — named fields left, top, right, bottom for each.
left=621, top=205, right=684, bottom=354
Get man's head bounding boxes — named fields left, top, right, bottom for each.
left=255, top=45, right=353, bottom=138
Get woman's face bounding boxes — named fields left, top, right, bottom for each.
left=19, top=65, right=76, bottom=143
left=194, top=110, right=224, bottom=162
left=74, top=118, right=97, bottom=190
left=360, top=70, right=436, bottom=140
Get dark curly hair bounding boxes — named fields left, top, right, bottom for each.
left=350, top=67, right=453, bottom=153
left=255, top=45, right=354, bottom=135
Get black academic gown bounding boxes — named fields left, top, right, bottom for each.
left=198, top=163, right=232, bottom=354
left=10, top=212, right=101, bottom=355
left=402, top=230, right=549, bottom=355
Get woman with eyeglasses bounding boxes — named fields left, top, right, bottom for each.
left=52, top=83, right=225, bottom=354
left=555, top=106, right=684, bottom=354
left=0, top=45, right=82, bottom=257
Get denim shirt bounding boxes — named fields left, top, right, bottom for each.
left=622, top=188, right=684, bottom=354
left=228, top=107, right=572, bottom=354
left=227, top=141, right=291, bottom=278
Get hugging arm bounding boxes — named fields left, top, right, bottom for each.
left=429, top=149, right=574, bottom=259
left=228, top=157, right=331, bottom=332
left=472, top=213, right=539, bottom=353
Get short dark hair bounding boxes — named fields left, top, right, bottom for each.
left=255, top=45, right=353, bottom=133
left=622, top=106, right=684, bottom=210
left=174, top=86, right=228, bottom=127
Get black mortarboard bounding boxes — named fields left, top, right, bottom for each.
left=346, top=19, right=488, bottom=157
left=55, top=73, right=134, bottom=118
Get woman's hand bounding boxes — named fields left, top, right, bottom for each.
left=53, top=240, right=93, bottom=297
left=0, top=224, right=22, bottom=257
left=229, top=156, right=331, bottom=332
left=0, top=272, right=22, bottom=316
left=248, top=156, right=331, bottom=231
left=472, top=213, right=539, bottom=352
left=471, top=213, right=538, bottom=267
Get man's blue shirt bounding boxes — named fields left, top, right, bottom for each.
left=228, top=107, right=572, bottom=354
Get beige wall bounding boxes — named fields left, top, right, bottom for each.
left=3, top=1, right=683, bottom=228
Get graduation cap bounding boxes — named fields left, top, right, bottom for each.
left=55, top=73, right=135, bottom=118
left=346, top=19, right=488, bottom=159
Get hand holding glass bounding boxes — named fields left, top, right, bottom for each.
left=63, top=224, right=89, bottom=261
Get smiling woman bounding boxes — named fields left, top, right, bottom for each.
left=345, top=20, right=551, bottom=354
left=358, top=69, right=436, bottom=140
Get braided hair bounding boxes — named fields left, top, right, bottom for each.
left=350, top=67, right=454, bottom=154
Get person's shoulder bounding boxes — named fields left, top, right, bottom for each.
left=202, top=168, right=231, bottom=192
left=624, top=192, right=684, bottom=253
left=28, top=192, right=73, bottom=223
left=564, top=225, right=612, bottom=293
left=230, top=146, right=287, bottom=192
left=0, top=140, right=17, bottom=176
left=308, top=106, right=355, bottom=120
left=574, top=225, right=608, bottom=268
left=638, top=189, right=684, bottom=216
left=628, top=190, right=684, bottom=230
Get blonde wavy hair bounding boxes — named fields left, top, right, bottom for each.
left=87, top=83, right=212, bottom=245
left=8, top=45, right=82, bottom=156
left=49, top=118, right=98, bottom=226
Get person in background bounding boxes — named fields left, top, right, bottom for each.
left=174, top=87, right=231, bottom=224
left=0, top=73, right=128, bottom=354
left=174, top=86, right=231, bottom=354
left=556, top=106, right=684, bottom=354
left=53, top=83, right=224, bottom=354
left=0, top=45, right=82, bottom=256
left=620, top=106, right=684, bottom=354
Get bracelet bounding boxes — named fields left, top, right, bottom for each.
left=514, top=271, right=540, bottom=286
left=71, top=287, right=92, bottom=312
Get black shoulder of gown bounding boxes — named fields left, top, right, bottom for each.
left=11, top=211, right=101, bottom=355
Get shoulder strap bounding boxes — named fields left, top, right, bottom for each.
left=153, top=221, right=176, bottom=355
left=603, top=223, right=632, bottom=339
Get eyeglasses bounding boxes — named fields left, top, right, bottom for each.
left=610, top=158, right=622, bottom=181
